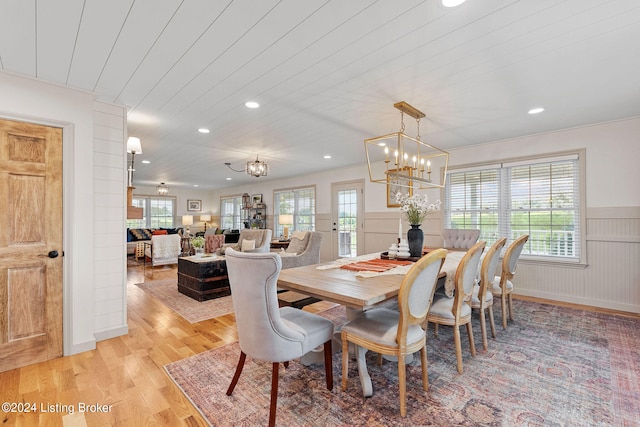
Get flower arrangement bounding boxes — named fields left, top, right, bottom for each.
left=191, top=236, right=205, bottom=248
left=396, top=192, right=441, bottom=225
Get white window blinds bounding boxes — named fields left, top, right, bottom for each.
left=445, top=154, right=581, bottom=261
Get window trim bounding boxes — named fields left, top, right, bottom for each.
left=127, top=194, right=177, bottom=229
left=443, top=149, right=587, bottom=266
left=273, top=185, right=316, bottom=237
left=219, top=193, right=244, bottom=230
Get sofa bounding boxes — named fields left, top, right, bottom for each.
left=126, top=227, right=183, bottom=256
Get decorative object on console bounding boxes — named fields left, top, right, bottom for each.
left=191, top=236, right=205, bottom=256
left=126, top=136, right=144, bottom=219
left=182, top=215, right=193, bottom=238
left=156, top=182, right=169, bottom=195
left=279, top=214, right=293, bottom=240
left=364, top=101, right=449, bottom=192
left=396, top=192, right=441, bottom=257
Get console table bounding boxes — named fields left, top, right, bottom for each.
left=177, top=255, right=230, bottom=301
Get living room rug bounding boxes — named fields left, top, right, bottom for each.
left=165, top=300, right=640, bottom=426
left=134, top=279, right=234, bottom=323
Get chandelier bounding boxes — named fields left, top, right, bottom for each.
left=364, top=101, right=448, bottom=190
left=246, top=156, right=268, bottom=177
left=156, top=182, right=169, bottom=195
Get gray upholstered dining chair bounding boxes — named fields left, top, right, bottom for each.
left=492, top=234, right=529, bottom=329
left=442, top=228, right=480, bottom=249
left=427, top=241, right=485, bottom=374
left=341, top=249, right=447, bottom=417
left=224, top=249, right=334, bottom=427
left=470, top=237, right=507, bottom=350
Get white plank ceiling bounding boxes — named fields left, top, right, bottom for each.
left=1, top=0, right=640, bottom=189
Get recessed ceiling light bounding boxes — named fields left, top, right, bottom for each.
left=528, top=107, right=545, bottom=115
left=198, top=128, right=210, bottom=134
left=245, top=101, right=260, bottom=109
left=141, top=160, right=151, bottom=164
left=442, top=0, right=466, bottom=7
left=193, top=184, right=199, bottom=187
left=324, top=155, right=332, bottom=159
left=226, top=177, right=232, bottom=181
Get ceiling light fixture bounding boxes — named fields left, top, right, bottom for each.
left=528, top=107, right=545, bottom=114
left=156, top=182, right=169, bottom=195
left=245, top=101, right=260, bottom=109
left=225, top=155, right=269, bottom=178
left=442, top=0, right=466, bottom=7
left=198, top=128, right=210, bottom=133
left=364, top=101, right=449, bottom=190
left=324, top=155, right=332, bottom=159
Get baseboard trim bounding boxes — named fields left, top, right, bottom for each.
left=514, top=289, right=640, bottom=315
left=93, top=324, right=129, bottom=342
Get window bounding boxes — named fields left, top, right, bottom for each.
left=273, top=187, right=316, bottom=237
left=220, top=195, right=243, bottom=230
left=444, top=152, right=584, bottom=262
left=126, top=196, right=176, bottom=229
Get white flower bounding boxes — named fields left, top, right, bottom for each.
left=395, top=192, right=441, bottom=225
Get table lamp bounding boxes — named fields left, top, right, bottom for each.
left=199, top=214, right=211, bottom=231
left=278, top=214, right=293, bottom=240
left=182, top=215, right=193, bottom=238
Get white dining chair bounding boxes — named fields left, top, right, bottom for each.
left=427, top=241, right=486, bottom=374
left=470, top=237, right=507, bottom=350
left=492, top=234, right=529, bottom=329
left=224, top=249, right=334, bottom=427
left=341, top=249, right=447, bottom=417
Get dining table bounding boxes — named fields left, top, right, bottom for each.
left=277, top=249, right=468, bottom=397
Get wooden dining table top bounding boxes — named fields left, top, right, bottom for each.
left=277, top=260, right=405, bottom=310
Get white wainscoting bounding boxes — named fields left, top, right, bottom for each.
left=358, top=208, right=639, bottom=314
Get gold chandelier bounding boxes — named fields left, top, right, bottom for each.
left=246, top=156, right=268, bottom=177
left=364, top=102, right=448, bottom=189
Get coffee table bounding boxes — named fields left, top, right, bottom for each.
left=177, top=255, right=230, bottom=301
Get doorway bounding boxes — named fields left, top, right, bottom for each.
left=331, top=180, right=364, bottom=259
left=0, top=118, right=63, bottom=372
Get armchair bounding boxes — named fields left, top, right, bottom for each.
left=279, top=231, right=323, bottom=269
left=237, top=228, right=272, bottom=253
left=143, top=234, right=181, bottom=267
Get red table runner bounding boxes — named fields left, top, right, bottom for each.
left=341, top=258, right=413, bottom=272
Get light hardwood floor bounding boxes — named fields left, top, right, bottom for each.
left=1, top=260, right=636, bottom=426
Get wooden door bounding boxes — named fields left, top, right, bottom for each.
left=0, top=118, right=63, bottom=372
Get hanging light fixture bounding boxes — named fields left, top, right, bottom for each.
left=246, top=156, right=268, bottom=177
left=156, top=182, right=169, bottom=195
left=364, top=101, right=448, bottom=190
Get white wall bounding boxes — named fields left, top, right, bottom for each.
left=0, top=71, right=128, bottom=354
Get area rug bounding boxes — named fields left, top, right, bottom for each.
left=135, top=279, right=234, bottom=323
left=165, top=300, right=640, bottom=426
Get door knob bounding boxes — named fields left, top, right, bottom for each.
left=47, top=250, right=59, bottom=258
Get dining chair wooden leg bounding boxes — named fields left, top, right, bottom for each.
left=508, top=293, right=514, bottom=321
left=488, top=305, right=497, bottom=339
left=479, top=308, right=488, bottom=351
left=226, top=351, right=247, bottom=395
left=323, top=341, right=333, bottom=390
left=341, top=333, right=349, bottom=391
left=398, top=354, right=407, bottom=417
left=454, top=326, right=463, bottom=374
left=466, top=322, right=476, bottom=357
left=434, top=323, right=439, bottom=337
left=501, top=295, right=508, bottom=329
left=269, top=362, right=279, bottom=427
left=420, top=346, right=429, bottom=389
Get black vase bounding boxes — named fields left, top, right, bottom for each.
left=407, top=224, right=424, bottom=257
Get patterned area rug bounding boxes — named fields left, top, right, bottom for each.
left=165, top=300, right=640, bottom=426
left=134, top=279, right=234, bottom=323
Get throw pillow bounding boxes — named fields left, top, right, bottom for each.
left=286, top=236, right=307, bottom=254
left=130, top=229, right=146, bottom=241
left=152, top=229, right=168, bottom=235
left=241, top=239, right=256, bottom=252
left=141, top=229, right=154, bottom=240
left=291, top=230, right=307, bottom=241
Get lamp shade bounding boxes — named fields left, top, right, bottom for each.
left=199, top=214, right=211, bottom=222
left=182, top=215, right=193, bottom=226
left=127, top=136, right=142, bottom=154
left=278, top=214, right=293, bottom=226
